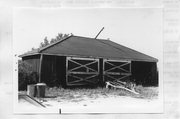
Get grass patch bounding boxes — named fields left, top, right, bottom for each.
left=134, top=85, right=159, bottom=99
left=43, top=86, right=158, bottom=102
left=18, top=85, right=158, bottom=103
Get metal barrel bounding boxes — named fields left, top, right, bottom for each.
left=36, top=83, right=46, bottom=98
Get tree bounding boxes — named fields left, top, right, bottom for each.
left=39, top=36, right=49, bottom=48
left=53, top=33, right=70, bottom=43
left=37, top=33, right=72, bottom=49
left=50, top=38, right=57, bottom=44
left=31, top=47, right=35, bottom=51
left=44, top=36, right=49, bottom=46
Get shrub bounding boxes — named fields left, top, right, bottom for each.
left=18, top=60, right=38, bottom=90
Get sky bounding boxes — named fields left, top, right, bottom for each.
left=13, top=8, right=163, bottom=60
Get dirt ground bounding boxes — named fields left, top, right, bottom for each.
left=18, top=86, right=162, bottom=113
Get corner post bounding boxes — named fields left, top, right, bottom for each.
left=39, top=54, right=43, bottom=83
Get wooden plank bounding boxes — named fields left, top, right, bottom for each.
left=83, top=74, right=99, bottom=83
left=105, top=81, right=139, bottom=95
left=70, top=57, right=98, bottom=60
left=67, top=74, right=83, bottom=83
left=68, top=59, right=98, bottom=72
left=104, top=59, right=131, bottom=63
left=102, top=59, right=105, bottom=82
left=68, top=74, right=98, bottom=84
left=106, top=73, right=130, bottom=81
left=105, top=72, right=131, bottom=75
left=66, top=57, right=69, bottom=86
left=38, top=54, right=43, bottom=82
left=67, top=72, right=99, bottom=75
left=105, top=61, right=130, bottom=73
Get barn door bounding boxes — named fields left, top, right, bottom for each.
left=103, top=59, right=131, bottom=83
left=66, top=57, right=99, bottom=86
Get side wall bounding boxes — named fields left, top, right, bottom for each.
left=131, top=61, right=158, bottom=86
left=41, top=55, right=66, bottom=87
left=22, top=55, right=40, bottom=75
left=22, top=55, right=158, bottom=87
left=22, top=55, right=66, bottom=87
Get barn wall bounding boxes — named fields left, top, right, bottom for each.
left=98, top=58, right=104, bottom=87
left=131, top=61, right=158, bottom=86
left=149, top=62, right=158, bottom=86
left=56, top=56, right=66, bottom=87
left=41, top=55, right=56, bottom=86
left=41, top=55, right=66, bottom=87
left=22, top=55, right=40, bottom=74
left=22, top=54, right=158, bottom=87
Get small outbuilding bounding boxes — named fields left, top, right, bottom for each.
left=19, top=35, right=158, bottom=87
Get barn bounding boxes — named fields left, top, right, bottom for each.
left=19, top=35, right=158, bottom=88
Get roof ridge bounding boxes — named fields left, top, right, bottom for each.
left=72, top=35, right=108, bottom=40
left=39, top=35, right=73, bottom=53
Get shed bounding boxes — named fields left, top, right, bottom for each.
left=19, top=35, right=158, bottom=87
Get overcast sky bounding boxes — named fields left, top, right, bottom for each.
left=13, top=8, right=163, bottom=60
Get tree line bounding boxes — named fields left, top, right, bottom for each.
left=31, top=33, right=72, bottom=51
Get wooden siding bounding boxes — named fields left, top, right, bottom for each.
left=22, top=55, right=40, bottom=74
left=22, top=54, right=158, bottom=87
left=41, top=55, right=66, bottom=87
left=131, top=61, right=158, bottom=86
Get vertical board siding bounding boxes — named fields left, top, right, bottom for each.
left=131, top=61, right=158, bottom=86
left=41, top=55, right=66, bottom=87
left=22, top=54, right=158, bottom=87
left=22, top=55, right=40, bottom=74
left=41, top=55, right=57, bottom=86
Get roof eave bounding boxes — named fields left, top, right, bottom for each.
left=19, top=53, right=40, bottom=58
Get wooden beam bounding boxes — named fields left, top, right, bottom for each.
left=102, top=59, right=105, bottom=83
left=130, top=61, right=131, bottom=74
left=66, top=57, right=69, bottom=86
left=105, top=61, right=130, bottom=73
left=105, top=72, right=131, bottom=75
left=95, top=27, right=104, bottom=39
left=105, top=81, right=139, bottom=95
left=39, top=54, right=43, bottom=82
left=68, top=72, right=99, bottom=75
left=68, top=59, right=98, bottom=72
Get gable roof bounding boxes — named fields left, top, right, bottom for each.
left=20, top=35, right=158, bottom=62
